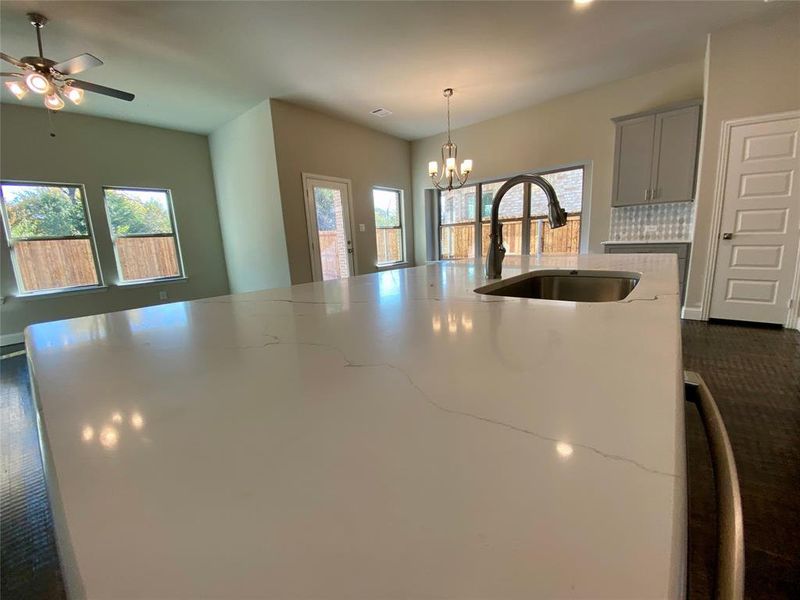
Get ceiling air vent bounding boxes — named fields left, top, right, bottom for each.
left=370, top=107, right=392, bottom=118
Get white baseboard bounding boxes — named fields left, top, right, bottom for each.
left=681, top=306, right=704, bottom=321
left=0, top=332, right=24, bottom=347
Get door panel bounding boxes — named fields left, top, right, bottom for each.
left=651, top=105, right=700, bottom=203
left=613, top=115, right=655, bottom=206
left=303, top=176, right=356, bottom=282
left=710, top=116, right=800, bottom=324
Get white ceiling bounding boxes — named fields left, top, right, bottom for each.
left=0, top=1, right=780, bottom=140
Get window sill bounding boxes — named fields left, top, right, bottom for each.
left=12, top=285, right=109, bottom=301
left=114, top=276, right=188, bottom=289
left=375, top=262, right=409, bottom=271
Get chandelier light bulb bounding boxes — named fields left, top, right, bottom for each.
left=5, top=80, right=28, bottom=100
left=44, top=92, right=65, bottom=110
left=25, top=72, right=50, bottom=94
left=461, top=159, right=473, bottom=174
left=428, top=161, right=438, bottom=176
left=64, top=85, right=84, bottom=105
left=445, top=157, right=456, bottom=172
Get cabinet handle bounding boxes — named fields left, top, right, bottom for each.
left=653, top=188, right=659, bottom=200
left=645, top=188, right=651, bottom=201
left=684, top=371, right=744, bottom=600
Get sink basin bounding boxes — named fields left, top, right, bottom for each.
left=475, top=270, right=640, bottom=302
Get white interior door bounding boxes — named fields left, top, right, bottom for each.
left=302, top=175, right=356, bottom=282
left=710, top=115, right=800, bottom=324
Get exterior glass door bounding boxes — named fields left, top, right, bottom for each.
left=303, top=176, right=355, bottom=281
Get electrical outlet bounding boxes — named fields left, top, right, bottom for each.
left=359, top=223, right=366, bottom=232
left=159, top=290, right=167, bottom=301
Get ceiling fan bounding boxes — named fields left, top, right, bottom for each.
left=1, top=12, right=134, bottom=111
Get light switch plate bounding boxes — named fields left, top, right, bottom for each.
left=359, top=224, right=366, bottom=232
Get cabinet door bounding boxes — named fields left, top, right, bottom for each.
left=612, top=115, right=655, bottom=206
left=650, top=105, right=700, bottom=203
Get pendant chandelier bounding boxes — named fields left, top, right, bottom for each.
left=428, top=88, right=473, bottom=191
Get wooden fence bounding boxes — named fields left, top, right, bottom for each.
left=442, top=214, right=581, bottom=259
left=318, top=230, right=347, bottom=280
left=539, top=214, right=582, bottom=254
left=15, top=239, right=99, bottom=292
left=13, top=235, right=180, bottom=292
left=440, top=224, right=475, bottom=259
left=116, top=236, right=180, bottom=281
left=375, top=228, right=403, bottom=264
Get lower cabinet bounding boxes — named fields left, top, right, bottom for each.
left=604, top=242, right=691, bottom=304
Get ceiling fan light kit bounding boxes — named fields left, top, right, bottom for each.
left=4, top=79, right=27, bottom=99
left=1, top=12, right=135, bottom=113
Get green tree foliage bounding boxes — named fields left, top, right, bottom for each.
left=5, top=186, right=88, bottom=238
left=105, top=190, right=171, bottom=235
left=314, top=188, right=337, bottom=231
left=373, top=204, right=396, bottom=228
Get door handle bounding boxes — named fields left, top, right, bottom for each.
left=722, top=233, right=733, bottom=240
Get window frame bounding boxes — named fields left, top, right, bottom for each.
left=437, top=164, right=588, bottom=259
left=102, top=185, right=186, bottom=285
left=372, top=186, right=407, bottom=268
left=0, top=179, right=105, bottom=297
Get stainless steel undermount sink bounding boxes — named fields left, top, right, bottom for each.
left=475, top=270, right=640, bottom=302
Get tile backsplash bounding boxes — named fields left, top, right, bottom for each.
left=609, top=202, right=694, bottom=241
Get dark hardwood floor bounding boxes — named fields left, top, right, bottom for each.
left=1, top=322, right=798, bottom=599
left=682, top=320, right=800, bottom=599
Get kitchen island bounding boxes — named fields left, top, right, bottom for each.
left=27, top=253, right=686, bottom=599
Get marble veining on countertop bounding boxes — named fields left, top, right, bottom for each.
left=26, top=254, right=687, bottom=599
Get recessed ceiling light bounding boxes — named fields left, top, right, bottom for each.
left=574, top=0, right=594, bottom=6
left=370, top=107, right=392, bottom=118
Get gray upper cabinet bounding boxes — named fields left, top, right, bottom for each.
left=611, top=100, right=701, bottom=207
left=614, top=115, right=655, bottom=206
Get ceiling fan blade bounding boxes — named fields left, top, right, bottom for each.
left=69, top=79, right=135, bottom=102
left=1, top=52, right=27, bottom=69
left=53, top=53, right=103, bottom=76
left=1, top=72, right=24, bottom=77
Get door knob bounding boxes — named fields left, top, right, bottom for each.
left=722, top=233, right=733, bottom=240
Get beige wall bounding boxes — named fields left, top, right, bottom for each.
left=410, top=60, right=705, bottom=265
left=270, top=99, right=413, bottom=284
left=0, top=104, right=229, bottom=339
left=685, top=8, right=800, bottom=313
left=210, top=101, right=291, bottom=293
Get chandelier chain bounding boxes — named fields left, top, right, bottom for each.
left=446, top=92, right=451, bottom=144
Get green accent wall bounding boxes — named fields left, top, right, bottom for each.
left=0, top=104, right=230, bottom=340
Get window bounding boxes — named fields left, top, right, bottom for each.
left=0, top=182, right=102, bottom=294
left=438, top=166, right=584, bottom=259
left=103, top=187, right=183, bottom=283
left=529, top=168, right=583, bottom=255
left=439, top=185, right=476, bottom=259
left=373, top=188, right=404, bottom=265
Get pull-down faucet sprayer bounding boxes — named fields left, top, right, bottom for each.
left=486, top=174, right=568, bottom=279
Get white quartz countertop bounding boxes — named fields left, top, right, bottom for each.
left=27, top=254, right=687, bottom=599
